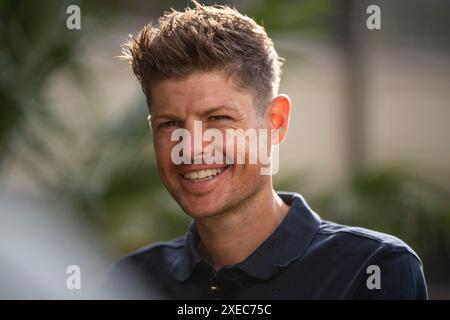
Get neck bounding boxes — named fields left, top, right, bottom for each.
left=195, top=186, right=290, bottom=271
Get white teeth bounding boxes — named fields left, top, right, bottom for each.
left=183, top=168, right=225, bottom=180
left=198, top=170, right=206, bottom=179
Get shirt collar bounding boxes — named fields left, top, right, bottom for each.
left=169, top=192, right=322, bottom=282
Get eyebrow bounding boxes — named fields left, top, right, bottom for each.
left=201, top=105, right=242, bottom=117
left=152, top=104, right=243, bottom=122
left=151, top=113, right=183, bottom=122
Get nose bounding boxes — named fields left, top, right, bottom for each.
left=183, top=120, right=205, bottom=164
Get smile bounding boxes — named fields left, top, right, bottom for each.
left=181, top=166, right=229, bottom=182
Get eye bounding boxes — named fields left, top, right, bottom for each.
left=209, top=115, right=232, bottom=121
left=158, top=120, right=179, bottom=129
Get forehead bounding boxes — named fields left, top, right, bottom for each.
left=150, top=71, right=256, bottom=117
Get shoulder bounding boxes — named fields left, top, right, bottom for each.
left=113, top=236, right=188, bottom=270
left=316, top=220, right=421, bottom=262
left=100, top=236, right=188, bottom=298
left=311, top=221, right=427, bottom=299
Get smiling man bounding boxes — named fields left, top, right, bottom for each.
left=103, top=2, right=427, bottom=299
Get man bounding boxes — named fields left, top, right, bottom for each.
left=103, top=1, right=427, bottom=299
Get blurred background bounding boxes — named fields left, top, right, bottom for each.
left=0, top=0, right=449, bottom=298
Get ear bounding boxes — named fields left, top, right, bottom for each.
left=147, top=114, right=152, bottom=130
left=266, top=94, right=291, bottom=144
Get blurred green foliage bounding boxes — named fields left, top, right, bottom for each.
left=0, top=0, right=80, bottom=156
left=248, top=0, right=338, bottom=37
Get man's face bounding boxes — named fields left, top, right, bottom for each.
left=149, top=71, right=272, bottom=219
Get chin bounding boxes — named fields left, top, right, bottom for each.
left=178, top=196, right=225, bottom=219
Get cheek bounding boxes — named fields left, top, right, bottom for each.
left=154, top=140, right=174, bottom=170
left=224, top=134, right=269, bottom=167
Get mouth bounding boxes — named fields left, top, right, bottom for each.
left=181, top=166, right=230, bottom=182
left=182, top=166, right=229, bottom=182
left=177, top=165, right=232, bottom=194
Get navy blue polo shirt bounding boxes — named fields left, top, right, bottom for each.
left=103, top=192, right=428, bottom=299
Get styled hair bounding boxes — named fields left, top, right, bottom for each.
left=121, top=1, right=283, bottom=112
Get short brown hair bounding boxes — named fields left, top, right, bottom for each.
left=121, top=1, right=283, bottom=112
